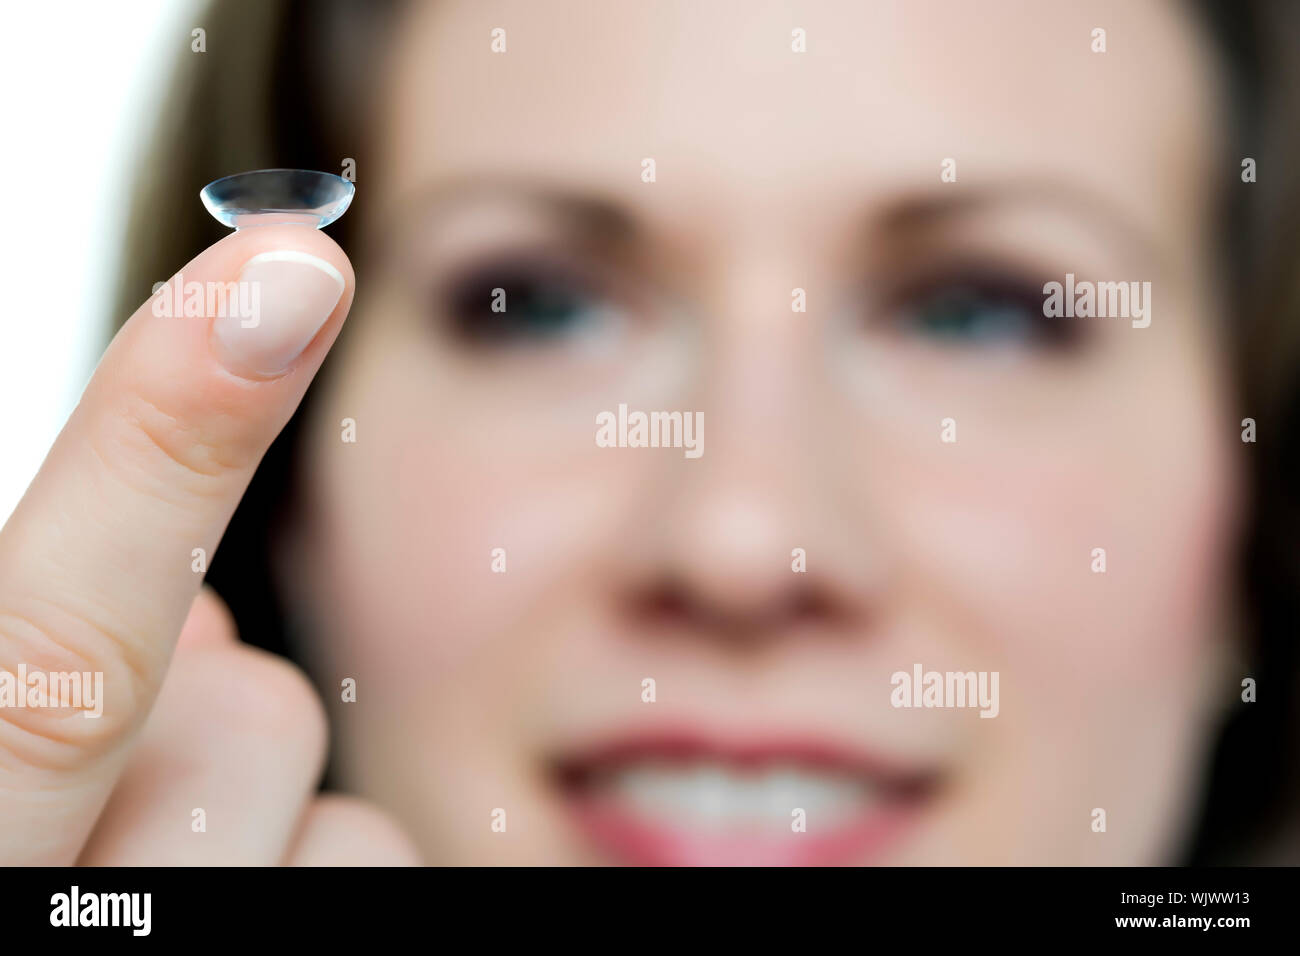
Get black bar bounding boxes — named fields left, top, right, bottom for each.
left=3, top=865, right=1288, bottom=942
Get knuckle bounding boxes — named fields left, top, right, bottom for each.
left=300, top=795, right=422, bottom=866
left=104, top=387, right=250, bottom=490
left=305, top=794, right=383, bottom=831
left=0, top=611, right=147, bottom=772
left=216, top=649, right=329, bottom=768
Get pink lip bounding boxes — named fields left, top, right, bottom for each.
left=552, top=727, right=939, bottom=866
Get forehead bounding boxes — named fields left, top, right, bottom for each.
left=376, top=0, right=1219, bottom=252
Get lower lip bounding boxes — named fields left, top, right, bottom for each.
left=562, top=792, right=923, bottom=866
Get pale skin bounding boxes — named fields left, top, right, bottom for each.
left=0, top=0, right=1242, bottom=864
left=0, top=225, right=415, bottom=865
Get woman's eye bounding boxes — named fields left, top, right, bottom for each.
left=891, top=279, right=1077, bottom=351
left=439, top=258, right=619, bottom=347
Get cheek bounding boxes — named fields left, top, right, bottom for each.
left=884, top=360, right=1239, bottom=715
left=308, top=366, right=635, bottom=678
left=873, top=348, right=1239, bottom=861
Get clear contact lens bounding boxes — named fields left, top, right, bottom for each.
left=200, top=168, right=355, bottom=229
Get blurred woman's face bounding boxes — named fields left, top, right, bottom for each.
left=288, top=0, right=1241, bottom=864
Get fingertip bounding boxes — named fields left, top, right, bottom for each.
left=212, top=223, right=355, bottom=294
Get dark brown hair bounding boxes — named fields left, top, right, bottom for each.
left=112, top=0, right=1300, bottom=863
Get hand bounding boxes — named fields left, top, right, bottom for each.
left=0, top=225, right=418, bottom=865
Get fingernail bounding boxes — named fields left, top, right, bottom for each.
left=211, top=250, right=345, bottom=377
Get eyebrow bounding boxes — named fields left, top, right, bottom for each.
left=370, top=173, right=1174, bottom=280
left=869, top=179, right=1171, bottom=274
left=369, top=174, right=639, bottom=253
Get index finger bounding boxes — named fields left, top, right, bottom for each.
left=0, top=223, right=353, bottom=864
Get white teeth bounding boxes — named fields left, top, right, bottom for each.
left=596, top=762, right=877, bottom=831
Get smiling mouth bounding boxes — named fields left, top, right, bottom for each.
left=552, top=730, right=943, bottom=866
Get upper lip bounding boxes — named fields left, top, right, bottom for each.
left=551, top=724, right=942, bottom=792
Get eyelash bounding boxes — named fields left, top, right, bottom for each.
left=432, top=253, right=1083, bottom=354
left=434, top=252, right=620, bottom=347
left=879, top=269, right=1084, bottom=352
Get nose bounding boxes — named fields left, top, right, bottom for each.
left=610, top=259, right=885, bottom=648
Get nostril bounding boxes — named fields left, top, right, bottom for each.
left=790, top=588, right=838, bottom=622
left=628, top=579, right=693, bottom=627
left=623, top=575, right=856, bottom=644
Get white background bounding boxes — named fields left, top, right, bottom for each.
left=0, top=1, right=194, bottom=525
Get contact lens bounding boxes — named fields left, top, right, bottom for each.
left=200, top=168, right=355, bottom=229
